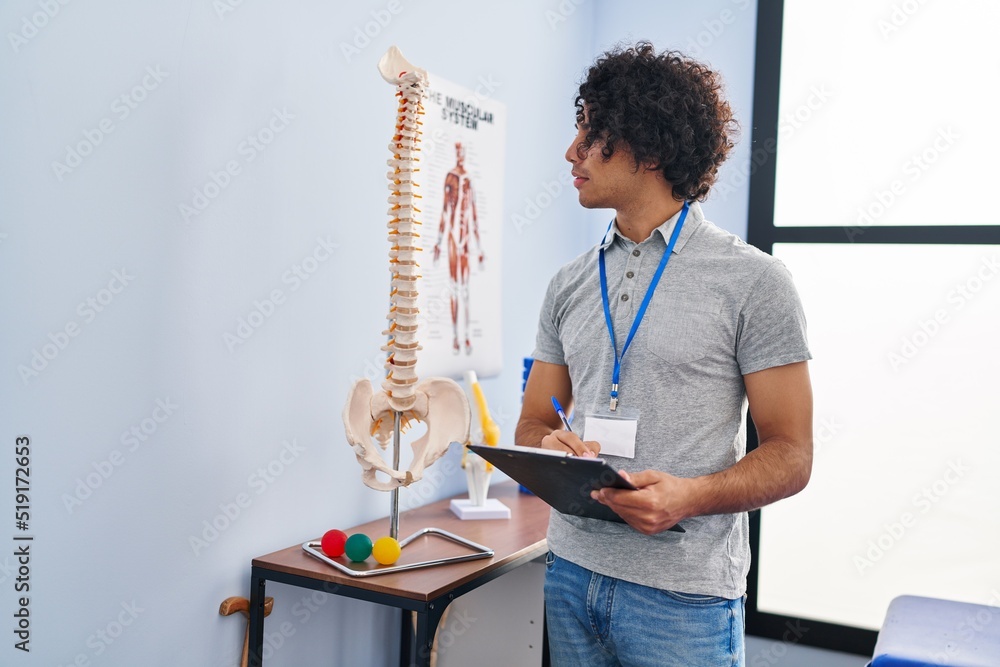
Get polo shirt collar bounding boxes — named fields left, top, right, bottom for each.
left=600, top=200, right=704, bottom=252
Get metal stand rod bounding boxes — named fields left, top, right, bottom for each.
left=389, top=410, right=402, bottom=540
left=303, top=403, right=496, bottom=579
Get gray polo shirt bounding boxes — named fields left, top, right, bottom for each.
left=532, top=201, right=810, bottom=598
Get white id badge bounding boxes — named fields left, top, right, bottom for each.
left=583, top=406, right=639, bottom=459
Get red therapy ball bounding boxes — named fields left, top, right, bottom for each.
left=321, top=529, right=348, bottom=558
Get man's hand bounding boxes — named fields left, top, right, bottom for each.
left=540, top=429, right=600, bottom=458
left=591, top=361, right=813, bottom=531
left=515, top=360, right=575, bottom=448
left=592, top=470, right=693, bottom=535
left=433, top=243, right=441, bottom=263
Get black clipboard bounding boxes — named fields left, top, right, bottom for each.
left=467, top=444, right=685, bottom=532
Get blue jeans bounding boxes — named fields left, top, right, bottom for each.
left=544, top=551, right=745, bottom=666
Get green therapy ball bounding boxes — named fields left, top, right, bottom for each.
left=344, top=533, right=373, bottom=562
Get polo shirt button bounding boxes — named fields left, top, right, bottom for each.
left=632, top=249, right=640, bottom=257
left=626, top=271, right=634, bottom=279
left=621, top=294, right=629, bottom=301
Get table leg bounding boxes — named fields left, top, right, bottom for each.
left=248, top=571, right=267, bottom=667
left=401, top=603, right=446, bottom=667
left=399, top=609, right=413, bottom=667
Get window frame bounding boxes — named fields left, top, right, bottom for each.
left=745, top=0, right=1000, bottom=655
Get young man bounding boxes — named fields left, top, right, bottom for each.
left=515, top=43, right=813, bottom=666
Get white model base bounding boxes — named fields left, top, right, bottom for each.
left=449, top=498, right=511, bottom=520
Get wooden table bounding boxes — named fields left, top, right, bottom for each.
left=248, top=483, right=550, bottom=666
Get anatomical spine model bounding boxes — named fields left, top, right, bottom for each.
left=343, top=47, right=471, bottom=492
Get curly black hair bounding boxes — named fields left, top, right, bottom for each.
left=575, top=41, right=738, bottom=202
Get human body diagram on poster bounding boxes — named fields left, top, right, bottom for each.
left=418, top=75, right=504, bottom=379
left=433, top=141, right=485, bottom=356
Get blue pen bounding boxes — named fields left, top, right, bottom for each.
left=550, top=396, right=573, bottom=432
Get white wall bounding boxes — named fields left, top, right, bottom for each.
left=0, top=1, right=593, bottom=665
left=0, top=1, right=864, bottom=665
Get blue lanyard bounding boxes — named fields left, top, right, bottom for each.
left=598, top=201, right=689, bottom=411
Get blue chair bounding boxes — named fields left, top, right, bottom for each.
left=869, top=595, right=1000, bottom=666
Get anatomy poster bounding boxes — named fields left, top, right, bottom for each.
left=416, top=75, right=505, bottom=378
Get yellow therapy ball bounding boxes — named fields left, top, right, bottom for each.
left=372, top=536, right=402, bottom=565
